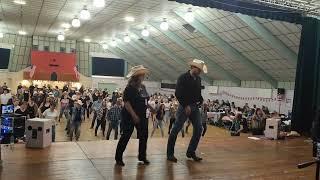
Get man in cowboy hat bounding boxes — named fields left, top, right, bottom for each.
left=167, top=59, right=207, bottom=162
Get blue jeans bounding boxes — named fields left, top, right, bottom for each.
left=167, top=104, right=202, bottom=157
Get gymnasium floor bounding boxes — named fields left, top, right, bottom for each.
left=0, top=116, right=315, bottom=180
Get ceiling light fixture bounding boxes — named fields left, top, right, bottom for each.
left=80, top=6, right=91, bottom=20
left=110, top=40, right=117, bottom=47
left=61, top=23, right=71, bottom=29
left=0, top=33, right=3, bottom=38
left=57, top=33, right=65, bottom=41
left=141, top=27, right=149, bottom=37
left=84, top=38, right=91, bottom=42
left=93, top=0, right=105, bottom=8
left=13, top=0, right=26, bottom=5
left=18, top=30, right=27, bottom=35
left=184, top=8, right=195, bottom=23
left=102, top=43, right=108, bottom=49
left=160, top=18, right=169, bottom=31
left=124, top=16, right=135, bottom=22
left=124, top=34, right=131, bottom=43
left=71, top=17, right=81, bottom=27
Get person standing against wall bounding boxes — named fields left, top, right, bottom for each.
left=167, top=59, right=207, bottom=162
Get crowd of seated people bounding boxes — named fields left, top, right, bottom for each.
left=204, top=99, right=290, bottom=136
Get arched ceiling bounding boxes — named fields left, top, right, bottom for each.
left=0, top=0, right=303, bottom=85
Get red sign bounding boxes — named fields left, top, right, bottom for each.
left=25, top=51, right=79, bottom=81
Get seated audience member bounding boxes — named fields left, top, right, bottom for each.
left=262, top=106, right=270, bottom=115
left=253, top=104, right=257, bottom=110
left=243, top=103, right=250, bottom=114
left=15, top=101, right=29, bottom=118
left=230, top=113, right=242, bottom=136
left=231, top=102, right=236, bottom=109
left=251, top=108, right=266, bottom=135
left=271, top=111, right=280, bottom=118
left=43, top=103, right=58, bottom=142
left=201, top=103, right=209, bottom=137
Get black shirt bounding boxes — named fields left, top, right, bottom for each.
left=175, top=71, right=203, bottom=107
left=27, top=104, right=37, bottom=118
left=123, top=85, right=149, bottom=119
left=92, top=93, right=99, bottom=102
left=15, top=108, right=29, bottom=117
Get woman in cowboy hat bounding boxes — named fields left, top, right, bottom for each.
left=167, top=59, right=207, bottom=162
left=115, top=65, right=155, bottom=166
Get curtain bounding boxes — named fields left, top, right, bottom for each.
left=169, top=0, right=303, bottom=24
left=292, top=17, right=320, bottom=134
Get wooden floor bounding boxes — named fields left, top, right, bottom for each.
left=0, top=131, right=315, bottom=180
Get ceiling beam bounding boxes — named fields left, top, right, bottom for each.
left=148, top=21, right=241, bottom=86
left=129, top=29, right=213, bottom=85
left=117, top=36, right=178, bottom=80
left=236, top=14, right=298, bottom=64
left=115, top=41, right=171, bottom=80
left=108, top=46, right=162, bottom=81
left=174, top=10, right=278, bottom=88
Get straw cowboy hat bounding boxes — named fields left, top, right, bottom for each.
left=126, top=65, right=149, bottom=78
left=189, top=59, right=208, bottom=74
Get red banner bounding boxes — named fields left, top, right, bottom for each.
left=25, top=51, right=79, bottom=81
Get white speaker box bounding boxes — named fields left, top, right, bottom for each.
left=25, top=118, right=52, bottom=148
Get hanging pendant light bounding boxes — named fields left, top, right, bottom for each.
left=184, top=8, right=194, bottom=23
left=57, top=33, right=65, bottom=41
left=141, top=27, right=149, bottom=37
left=80, top=6, right=91, bottom=20
left=124, top=34, right=131, bottom=43
left=93, top=0, right=105, bottom=8
left=160, top=18, right=169, bottom=31
left=71, top=16, right=81, bottom=27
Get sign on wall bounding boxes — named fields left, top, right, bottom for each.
left=24, top=51, right=79, bottom=81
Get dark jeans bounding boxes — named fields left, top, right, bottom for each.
left=106, top=123, right=118, bottom=140
left=70, top=121, right=81, bottom=141
left=91, top=111, right=97, bottom=128
left=167, top=104, right=202, bottom=157
left=95, top=119, right=106, bottom=136
left=185, top=120, right=191, bottom=133
left=168, top=117, right=185, bottom=137
left=168, top=117, right=175, bottom=134
left=202, top=122, right=207, bottom=137
left=115, top=117, right=148, bottom=161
